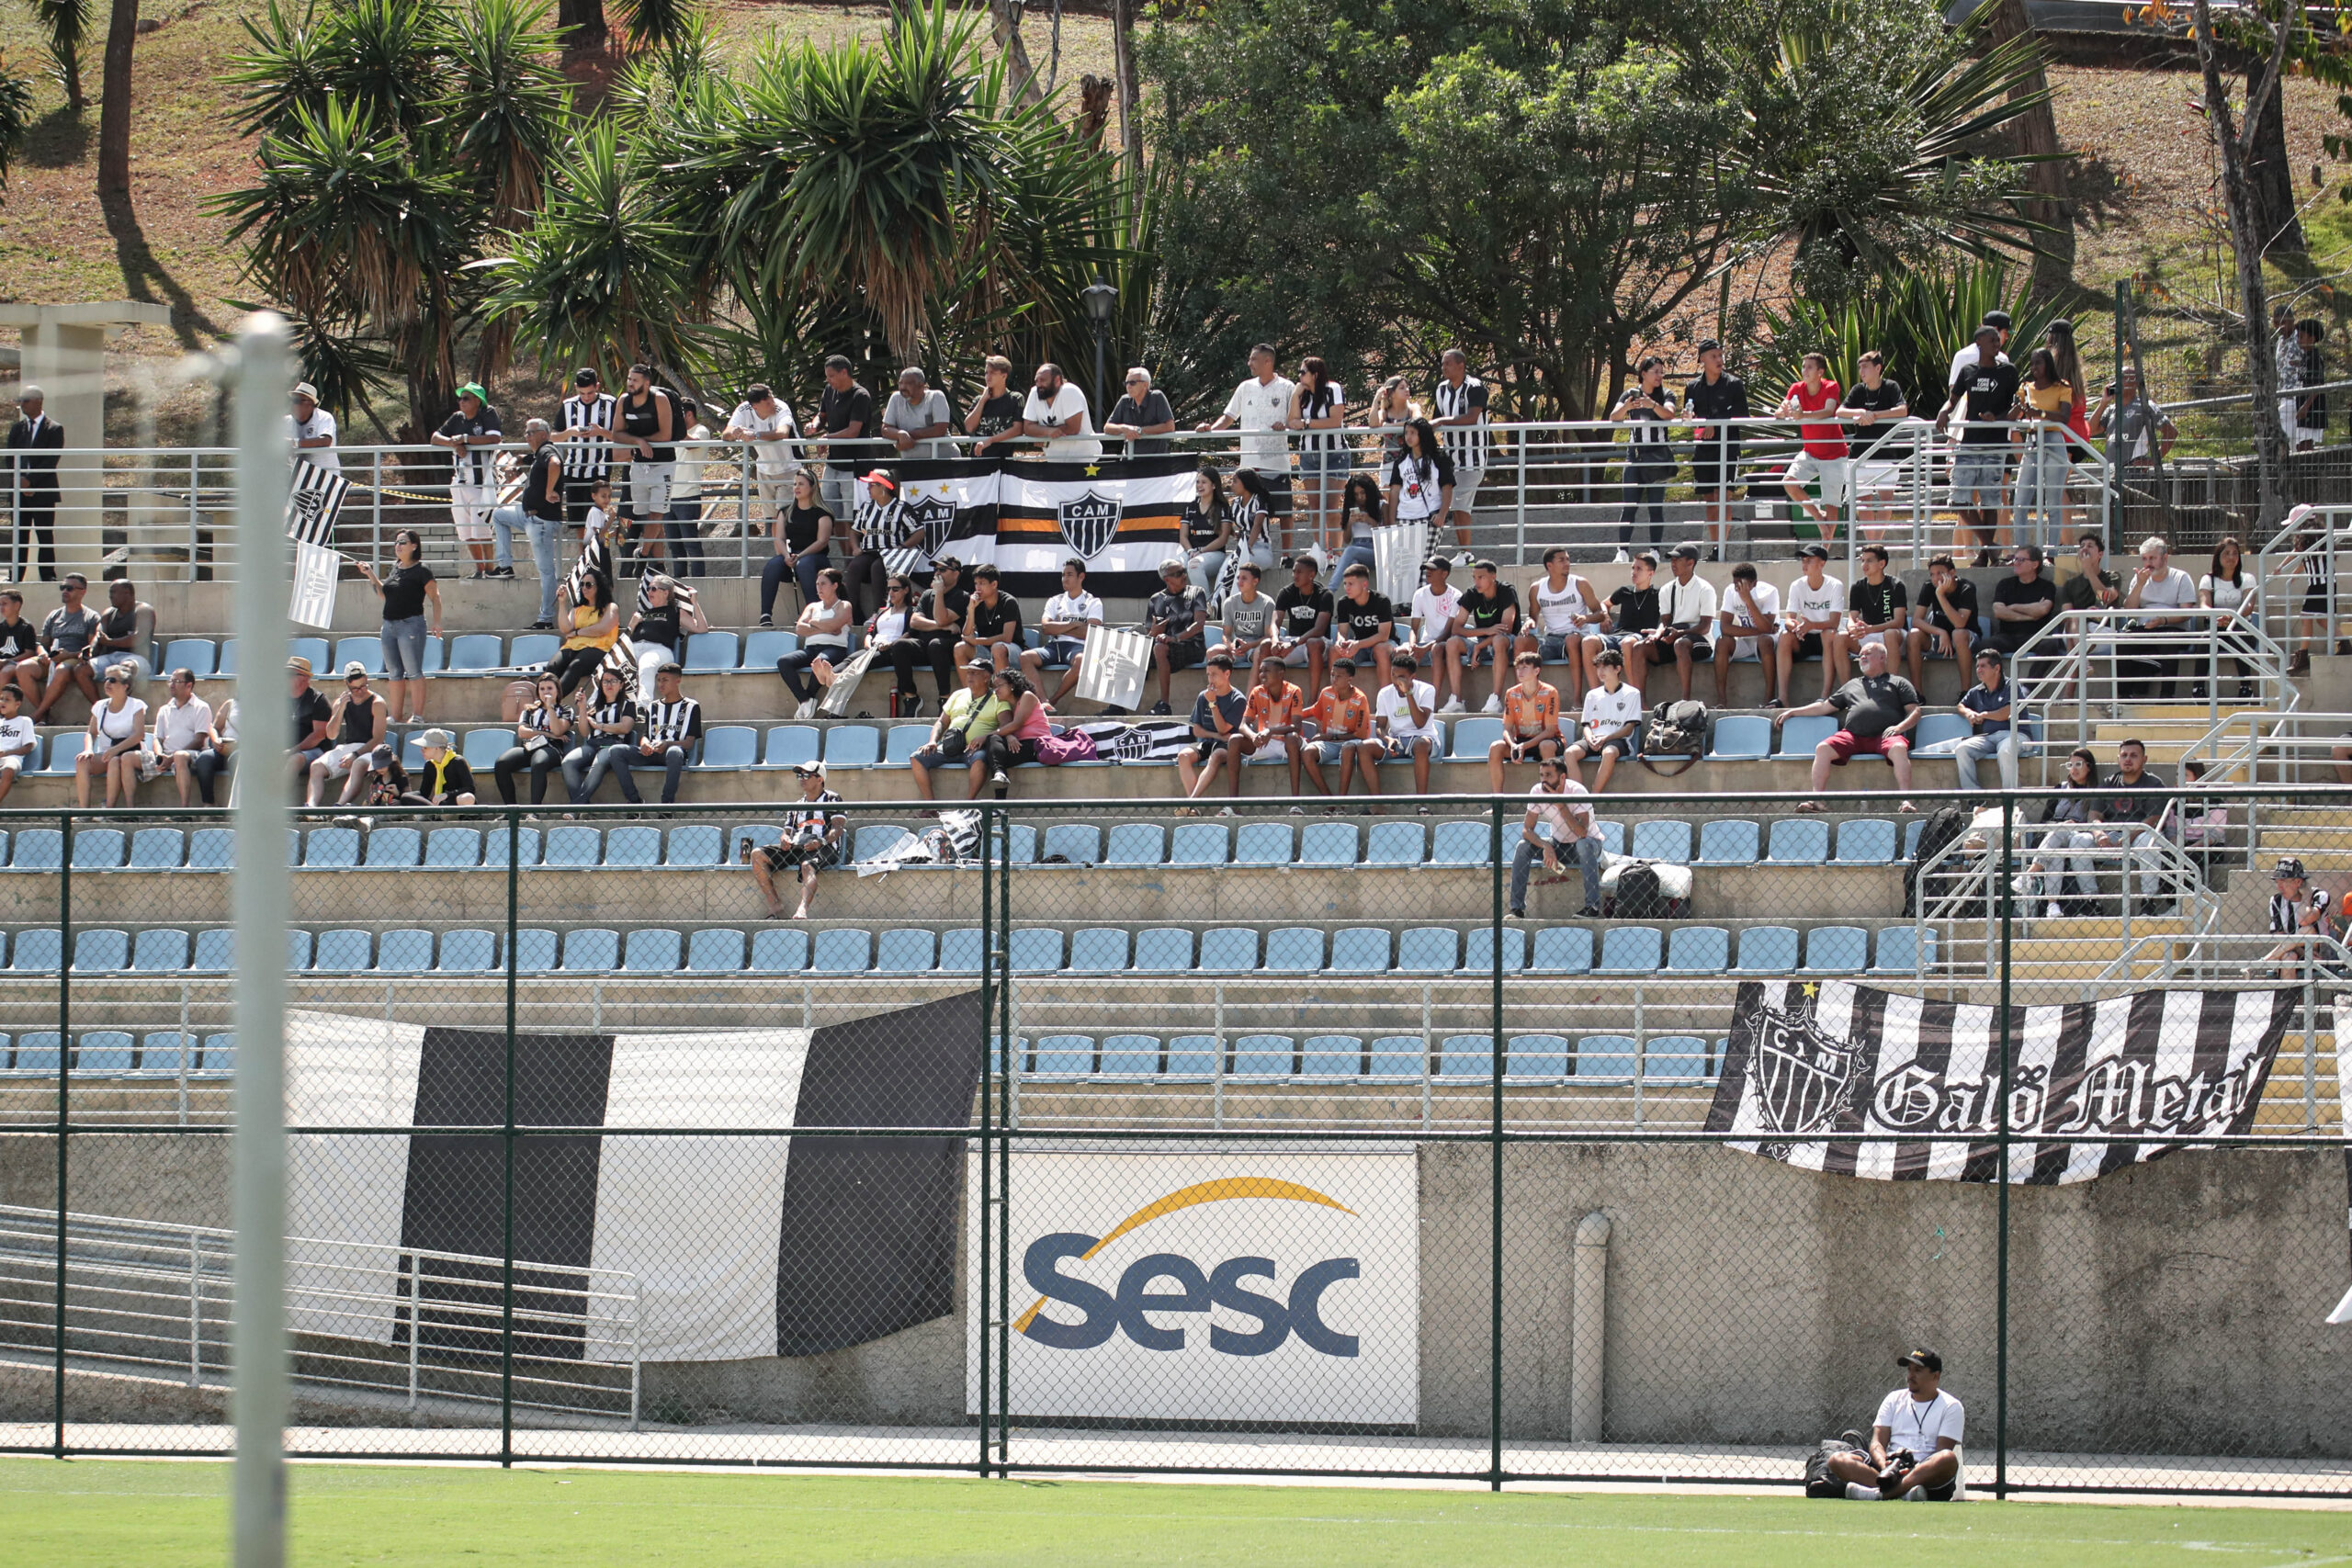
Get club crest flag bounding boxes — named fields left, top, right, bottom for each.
left=1704, top=978, right=2296, bottom=1183
left=891, top=456, right=1193, bottom=598
left=1374, top=519, right=1429, bottom=605
left=285, top=462, right=350, bottom=630
left=1073, top=625, right=1149, bottom=712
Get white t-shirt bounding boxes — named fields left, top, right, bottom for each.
left=0, top=713, right=33, bottom=761
left=1042, top=591, right=1103, bottom=636
left=1023, top=384, right=1101, bottom=459
left=290, top=408, right=341, bottom=473
left=1720, top=579, right=1781, bottom=631
left=727, top=400, right=801, bottom=479
left=2199, top=572, right=2250, bottom=616
left=1224, top=375, right=1298, bottom=468
left=1375, top=681, right=1441, bottom=741
left=1784, top=573, right=1846, bottom=627
left=215, top=698, right=238, bottom=746
left=1410, top=583, right=1462, bottom=641
left=1659, top=572, right=1718, bottom=629
left=1525, top=777, right=1593, bottom=840
left=2134, top=565, right=2198, bottom=614
left=1532, top=577, right=1592, bottom=636
left=151, top=694, right=213, bottom=756
left=1580, top=682, right=1642, bottom=745
left=1876, top=1387, right=1964, bottom=1456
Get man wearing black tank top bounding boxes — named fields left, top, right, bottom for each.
left=616, top=364, right=679, bottom=565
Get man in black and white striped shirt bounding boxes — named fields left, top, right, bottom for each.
left=620, top=661, right=702, bottom=804
left=558, top=367, right=619, bottom=525
left=1431, top=348, right=1488, bottom=560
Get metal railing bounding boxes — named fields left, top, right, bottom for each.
left=2007, top=605, right=2296, bottom=732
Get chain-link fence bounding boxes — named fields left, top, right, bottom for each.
left=0, top=791, right=2346, bottom=1494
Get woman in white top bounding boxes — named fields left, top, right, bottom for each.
left=665, top=397, right=711, bottom=579
left=2198, top=534, right=2256, bottom=699
left=78, top=661, right=149, bottom=808
left=1385, top=419, right=1455, bottom=530
left=776, top=565, right=857, bottom=716
left=1289, top=357, right=1349, bottom=557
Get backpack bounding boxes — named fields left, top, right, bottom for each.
left=1804, top=1435, right=1864, bottom=1498
left=1638, top=699, right=1707, bottom=777
left=1605, top=862, right=1682, bottom=920
left=1903, top=803, right=1973, bottom=918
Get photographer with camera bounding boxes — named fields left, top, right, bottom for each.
left=1822, top=1348, right=1964, bottom=1501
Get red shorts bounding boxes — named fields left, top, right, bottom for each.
left=1825, top=729, right=1906, bottom=762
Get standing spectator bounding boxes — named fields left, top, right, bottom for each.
left=1449, top=558, right=1521, bottom=712
left=565, top=665, right=640, bottom=805
left=2296, top=320, right=2329, bottom=452
left=1175, top=652, right=1254, bottom=805
left=1290, top=356, right=1349, bottom=555
left=1653, top=544, right=1717, bottom=704
left=490, top=420, right=567, bottom=628
left=356, top=529, right=442, bottom=725
left=1329, top=561, right=1396, bottom=691
left=956, top=562, right=1025, bottom=673
left=556, top=367, right=617, bottom=525
left=762, top=468, right=835, bottom=628
left=666, top=394, right=710, bottom=579
left=1777, top=352, right=1849, bottom=545
left=976, top=669, right=1051, bottom=798
left=882, top=367, right=955, bottom=460
left=1243, top=657, right=1310, bottom=794
left=1019, top=362, right=1102, bottom=459
left=1023, top=559, right=1103, bottom=706
left=1715, top=561, right=1781, bottom=707
left=2120, top=535, right=2197, bottom=697
left=1950, top=649, right=2018, bottom=792
left=904, top=556, right=972, bottom=713
left=2091, top=367, right=2177, bottom=478
left=92, top=577, right=156, bottom=681
left=1218, top=562, right=1279, bottom=684
left=1368, top=652, right=1441, bottom=799
left=141, top=665, right=214, bottom=807
left=305, top=663, right=387, bottom=807
left=1269, top=554, right=1334, bottom=696
left=399, top=729, right=479, bottom=806
left=433, top=383, right=504, bottom=578
left=1771, top=639, right=1921, bottom=813
left=1301, top=657, right=1377, bottom=800
left=1680, top=340, right=1747, bottom=559
left=838, top=467, right=900, bottom=620
left=815, top=355, right=876, bottom=518
left=1586, top=548, right=1663, bottom=699
left=620, top=661, right=701, bottom=804
left=1508, top=754, right=1602, bottom=919
left=1847, top=544, right=1908, bottom=667
left=1486, top=649, right=1563, bottom=792
left=2010, top=346, right=2074, bottom=552
left=1368, top=374, right=1420, bottom=484
left=1220, top=469, right=1282, bottom=605
left=1905, top=553, right=1977, bottom=694
left=0, top=686, right=32, bottom=802
left=909, top=660, right=1007, bottom=802
left=29, top=572, right=102, bottom=723
left=2274, top=303, right=2304, bottom=451
left=2199, top=535, right=2258, bottom=700
left=4, top=385, right=63, bottom=582
left=963, top=355, right=1026, bottom=455
left=721, top=382, right=802, bottom=530
left=1939, top=325, right=2019, bottom=564
left=288, top=381, right=340, bottom=474
left=1331, top=472, right=1385, bottom=583
left=0, top=589, right=41, bottom=705
left=776, top=566, right=855, bottom=716
left=493, top=672, right=573, bottom=807
left=1197, top=344, right=1297, bottom=547
left=1102, top=368, right=1177, bottom=456
left=1563, top=646, right=1639, bottom=794
left=1143, top=558, right=1211, bottom=716
left=1386, top=418, right=1454, bottom=553
left=1178, top=462, right=1235, bottom=595
left=2044, top=320, right=2094, bottom=538
left=627, top=573, right=707, bottom=694
left=75, top=662, right=148, bottom=808
left=1407, top=555, right=1464, bottom=705
left=1988, top=545, right=2058, bottom=682
left=1949, top=310, right=2013, bottom=387
left=1841, top=351, right=1909, bottom=537
left=1611, top=356, right=1678, bottom=557
left=547, top=568, right=619, bottom=699
left=750, top=761, right=848, bottom=920
left=1521, top=547, right=1605, bottom=702
left=613, top=364, right=681, bottom=565
left=1431, top=348, right=1488, bottom=559
left=1775, top=543, right=1847, bottom=706
left=288, top=655, right=334, bottom=787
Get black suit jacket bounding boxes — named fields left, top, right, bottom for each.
left=6, top=417, right=63, bottom=506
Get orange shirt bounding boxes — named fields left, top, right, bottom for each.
left=1245, top=683, right=1306, bottom=732
left=1306, top=685, right=1372, bottom=740
left=1502, top=681, right=1560, bottom=739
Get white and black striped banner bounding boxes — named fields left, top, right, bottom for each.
left=283, top=995, right=982, bottom=1362
left=286, top=464, right=351, bottom=630
left=887, top=456, right=1194, bottom=598
left=1704, top=979, right=2296, bottom=1183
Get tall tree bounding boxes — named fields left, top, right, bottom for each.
left=1984, top=0, right=2075, bottom=300
left=559, top=0, right=607, bottom=53
left=1109, top=0, right=1141, bottom=169
left=93, top=0, right=134, bottom=196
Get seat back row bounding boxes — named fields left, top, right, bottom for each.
left=1012, top=1032, right=1720, bottom=1084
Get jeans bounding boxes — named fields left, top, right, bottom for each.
left=493, top=744, right=561, bottom=806
left=667, top=499, right=705, bottom=577
left=380, top=615, right=429, bottom=682
left=492, top=504, right=561, bottom=624
left=566, top=739, right=639, bottom=804
left=1618, top=468, right=1671, bottom=546
left=620, top=742, right=689, bottom=804
left=1510, top=834, right=1603, bottom=914
left=1333, top=538, right=1377, bottom=584
left=187, top=746, right=228, bottom=806
left=1952, top=729, right=2018, bottom=791
left=761, top=549, right=831, bottom=623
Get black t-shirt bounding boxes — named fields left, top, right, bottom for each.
left=379, top=563, right=434, bottom=623
left=1850, top=575, right=1907, bottom=628
left=1953, top=358, right=2021, bottom=444
left=973, top=391, right=1023, bottom=441
left=1828, top=673, right=1920, bottom=739
left=437, top=404, right=503, bottom=486
left=522, top=445, right=566, bottom=521
left=919, top=581, right=971, bottom=632
left=2062, top=567, right=2121, bottom=613
left=1845, top=379, right=1906, bottom=456
left=1181, top=501, right=1228, bottom=550
left=1275, top=583, right=1334, bottom=640
left=1920, top=577, right=1978, bottom=634
left=1106, top=390, right=1174, bottom=455
left=291, top=686, right=334, bottom=749
left=967, top=592, right=1022, bottom=642
left=820, top=382, right=876, bottom=473
left=784, top=502, right=830, bottom=555
left=618, top=389, right=675, bottom=465
left=0, top=616, right=37, bottom=660
left=1609, top=583, right=1661, bottom=635
left=1336, top=592, right=1394, bottom=644
left=1455, top=583, right=1519, bottom=633
left=1683, top=372, right=1748, bottom=425
left=2104, top=769, right=2169, bottom=826
left=633, top=603, right=680, bottom=650
left=1991, top=572, right=2056, bottom=645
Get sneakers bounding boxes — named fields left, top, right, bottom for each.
left=1440, top=696, right=1465, bottom=715
left=794, top=698, right=817, bottom=719
left=1845, top=1483, right=1883, bottom=1502
left=527, top=619, right=555, bottom=631
left=1150, top=700, right=1172, bottom=716
left=1480, top=694, right=1502, bottom=714
left=1578, top=904, right=1601, bottom=918
left=1611, top=549, right=1629, bottom=564
left=759, top=615, right=774, bottom=628
left=488, top=566, right=516, bottom=580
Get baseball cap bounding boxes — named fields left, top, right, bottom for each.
left=341, top=660, right=368, bottom=680
left=963, top=658, right=993, bottom=671
left=794, top=759, right=827, bottom=779
left=456, top=382, right=488, bottom=403
left=292, top=381, right=321, bottom=402
left=1896, top=1348, right=1942, bottom=1372
left=1423, top=556, right=1452, bottom=572
left=419, top=728, right=452, bottom=750
left=2274, top=857, right=2307, bottom=880
left=859, top=468, right=897, bottom=491
left=1800, top=543, right=1830, bottom=560
left=286, top=655, right=312, bottom=675
left=1670, top=542, right=1700, bottom=560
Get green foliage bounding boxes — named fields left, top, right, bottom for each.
left=1747, top=259, right=2063, bottom=414
left=607, top=0, right=707, bottom=56
left=0, top=52, right=30, bottom=196
left=27, top=0, right=87, bottom=107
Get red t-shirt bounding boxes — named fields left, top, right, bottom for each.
left=1788, top=378, right=1848, bottom=459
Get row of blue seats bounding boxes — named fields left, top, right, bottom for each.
left=6, top=922, right=1933, bottom=976
left=0, top=1031, right=233, bottom=1075
left=1009, top=1032, right=1718, bottom=1085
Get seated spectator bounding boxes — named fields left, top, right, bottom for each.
left=0, top=589, right=43, bottom=708
left=1366, top=651, right=1439, bottom=800
left=1243, top=657, right=1309, bottom=795
left=1821, top=1349, right=1963, bottom=1502
left=909, top=659, right=1006, bottom=803
left=623, top=661, right=702, bottom=804
left=1299, top=657, right=1376, bottom=801
left=866, top=574, right=923, bottom=716
left=195, top=695, right=236, bottom=807
left=2178, top=757, right=2227, bottom=868
left=2103, top=737, right=2175, bottom=907
left=2120, top=536, right=2197, bottom=698
left=93, top=576, right=157, bottom=682
left=1586, top=548, right=1662, bottom=699
left=758, top=468, right=832, bottom=629
left=1653, top=543, right=1716, bottom=704
left=1904, top=554, right=1975, bottom=694
left=1268, top=555, right=1333, bottom=696
left=627, top=574, right=707, bottom=694
left=1407, top=556, right=1463, bottom=707
left=29, top=571, right=102, bottom=724
left=1563, top=647, right=1639, bottom=795
left=956, top=563, right=1024, bottom=675
left=0, top=685, right=32, bottom=802
left=1449, top=558, right=1521, bottom=713
left=1951, top=649, right=2018, bottom=793
left=1487, top=650, right=1563, bottom=792
left=777, top=567, right=854, bottom=716
left=1988, top=544, right=2057, bottom=678
left=1774, top=543, right=1846, bottom=707
left=400, top=728, right=478, bottom=806
left=2261, top=856, right=2333, bottom=980
left=76, top=661, right=148, bottom=808
left=1329, top=562, right=1396, bottom=692
left=288, top=655, right=334, bottom=788
left=1772, top=638, right=1920, bottom=812
left=748, top=761, right=846, bottom=919
left=978, top=669, right=1050, bottom=800
left=562, top=665, right=639, bottom=805
left=2020, top=748, right=2104, bottom=915
left=1846, top=544, right=1907, bottom=666
left=305, top=663, right=389, bottom=807
left=494, top=674, right=575, bottom=807
left=1715, top=561, right=1780, bottom=706
left=2052, top=531, right=2122, bottom=704
left=1143, top=558, right=1211, bottom=716
left=1218, top=562, right=1279, bottom=691
left=1177, top=463, right=1233, bottom=605
left=1022, top=559, right=1103, bottom=707
left=2198, top=535, right=2257, bottom=701
left=548, top=570, right=620, bottom=699
left=1521, top=547, right=1604, bottom=703
left=141, top=665, right=216, bottom=808
left=1508, top=753, right=1601, bottom=919
left=1176, top=652, right=1253, bottom=806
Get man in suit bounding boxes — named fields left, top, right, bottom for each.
left=5, top=386, right=63, bottom=584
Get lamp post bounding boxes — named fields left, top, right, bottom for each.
left=1081, top=280, right=1117, bottom=418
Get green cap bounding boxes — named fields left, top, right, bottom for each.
left=457, top=382, right=488, bottom=403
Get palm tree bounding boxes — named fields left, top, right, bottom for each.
left=26, top=0, right=87, bottom=111
left=0, top=53, right=33, bottom=194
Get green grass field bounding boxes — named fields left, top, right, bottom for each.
left=3, top=1459, right=2347, bottom=1567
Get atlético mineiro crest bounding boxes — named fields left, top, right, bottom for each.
left=1747, top=996, right=1860, bottom=1137
left=1058, top=491, right=1122, bottom=560
left=905, top=491, right=956, bottom=558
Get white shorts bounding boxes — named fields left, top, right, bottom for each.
left=2298, top=426, right=2326, bottom=448
left=1724, top=625, right=1769, bottom=661
left=624, top=463, right=675, bottom=519
left=1852, top=628, right=1902, bottom=657
left=450, top=483, right=496, bottom=541
left=1452, top=466, right=1484, bottom=513
left=1254, top=738, right=1288, bottom=763
left=0, top=752, right=23, bottom=776
left=316, top=741, right=373, bottom=778
left=1785, top=452, right=1852, bottom=505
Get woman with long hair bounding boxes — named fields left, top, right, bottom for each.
left=1180, top=462, right=1234, bottom=602
left=2044, top=318, right=2093, bottom=535
left=976, top=668, right=1051, bottom=799
left=1385, top=418, right=1455, bottom=541
left=1368, top=375, right=1420, bottom=486
left=761, top=468, right=833, bottom=628
left=2023, top=746, right=2106, bottom=915
left=2011, top=346, right=2074, bottom=554
left=1290, top=356, right=1350, bottom=556
left=2199, top=534, right=2257, bottom=698
left=1219, top=468, right=1280, bottom=608
left=494, top=672, right=573, bottom=807
left=356, top=528, right=442, bottom=725
left=776, top=565, right=856, bottom=716
left=1333, top=472, right=1385, bottom=584
left=546, top=570, right=618, bottom=699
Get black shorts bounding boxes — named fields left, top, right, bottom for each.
left=1251, top=468, right=1295, bottom=515
left=759, top=838, right=837, bottom=873
left=1690, top=451, right=1743, bottom=498
left=1161, top=637, right=1206, bottom=671
left=1792, top=633, right=1824, bottom=660
left=1663, top=629, right=1714, bottom=662
left=1187, top=738, right=1233, bottom=767
left=563, top=477, right=602, bottom=525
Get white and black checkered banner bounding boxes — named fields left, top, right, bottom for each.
left=885, top=455, right=1195, bottom=599
left=1704, top=979, right=2296, bottom=1182
left=282, top=996, right=982, bottom=1362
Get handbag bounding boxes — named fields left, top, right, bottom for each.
left=1035, top=729, right=1097, bottom=765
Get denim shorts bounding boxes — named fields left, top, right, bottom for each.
left=381, top=615, right=429, bottom=682
left=1296, top=447, right=1351, bottom=477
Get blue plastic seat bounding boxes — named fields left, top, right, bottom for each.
left=215, top=640, right=240, bottom=676
left=1029, top=1036, right=1095, bottom=1078
left=1041, top=824, right=1102, bottom=865
left=750, top=928, right=810, bottom=973
left=1095, top=1035, right=1161, bottom=1078
left=873, top=928, right=936, bottom=973
left=11, top=829, right=62, bottom=870
left=622, top=928, right=683, bottom=973
left=443, top=633, right=504, bottom=673
left=1102, top=823, right=1164, bottom=866
left=1834, top=818, right=1898, bottom=864
left=187, top=828, right=235, bottom=870
left=1229, top=1034, right=1296, bottom=1077
left=1766, top=817, right=1830, bottom=865
left=853, top=824, right=916, bottom=863
left=811, top=726, right=876, bottom=771
left=1363, top=821, right=1425, bottom=866
left=726, top=824, right=781, bottom=863
left=1449, top=716, right=1507, bottom=758
left=1804, top=925, right=1870, bottom=975
left=362, top=827, right=421, bottom=868
left=1645, top=1034, right=1713, bottom=1083
left=1231, top=822, right=1293, bottom=867
left=1872, top=926, right=1936, bottom=973
left=71, top=829, right=126, bottom=870
left=1595, top=820, right=1626, bottom=856
left=605, top=827, right=662, bottom=868
left=301, top=827, right=361, bottom=869
left=1396, top=927, right=1458, bottom=974
left=285, top=929, right=316, bottom=971
left=125, top=828, right=184, bottom=870
left=684, top=928, right=747, bottom=973
left=560, top=928, right=620, bottom=971
left=377, top=929, right=435, bottom=973
left=483, top=827, right=541, bottom=869
left=938, top=929, right=985, bottom=974
left=288, top=636, right=331, bottom=674
left=1706, top=715, right=1771, bottom=760
left=684, top=631, right=740, bottom=672
left=139, top=1032, right=195, bottom=1076
left=1463, top=926, right=1526, bottom=974
left=311, top=929, right=374, bottom=973
left=1162, top=1035, right=1219, bottom=1081
left=1009, top=928, right=1065, bottom=974
left=199, top=1033, right=237, bottom=1073
left=761, top=726, right=821, bottom=769
left=189, top=928, right=232, bottom=972
left=1298, top=1035, right=1363, bottom=1080
left=36, top=739, right=81, bottom=775
left=461, top=728, right=513, bottom=773
left=664, top=825, right=721, bottom=866
left=1575, top=1034, right=1637, bottom=1081
left=159, top=637, right=218, bottom=678
left=1695, top=818, right=1759, bottom=864
left=437, top=929, right=496, bottom=973
left=1776, top=715, right=1838, bottom=759
left=1296, top=821, right=1358, bottom=866
left=741, top=629, right=797, bottom=669
left=1528, top=926, right=1594, bottom=974
left=1365, top=1036, right=1426, bottom=1080
left=1068, top=928, right=1130, bottom=973
left=506, top=633, right=559, bottom=668
left=1506, top=1034, right=1571, bottom=1083
left=1904, top=818, right=1928, bottom=860
left=1429, top=820, right=1490, bottom=866
left=10, top=929, right=57, bottom=972
left=71, top=929, right=128, bottom=972
left=697, top=726, right=758, bottom=771
left=1594, top=926, right=1662, bottom=974
left=877, top=726, right=930, bottom=767
left=1437, top=1034, right=1495, bottom=1079
left=541, top=827, right=601, bottom=868
left=1733, top=924, right=1801, bottom=974
left=1168, top=822, right=1229, bottom=867
left=988, top=823, right=1037, bottom=865
left=1912, top=712, right=1971, bottom=751
left=1194, top=928, right=1258, bottom=973
left=13, top=1033, right=60, bottom=1072
left=1272, top=927, right=1336, bottom=972
left=74, top=1032, right=135, bottom=1073
left=1667, top=925, right=1729, bottom=974
left=1629, top=819, right=1691, bottom=863
left=130, top=927, right=189, bottom=972
left=1134, top=929, right=1195, bottom=972
left=333, top=637, right=385, bottom=678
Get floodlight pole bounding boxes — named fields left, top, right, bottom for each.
left=230, top=312, right=293, bottom=1568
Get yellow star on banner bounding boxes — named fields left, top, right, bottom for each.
left=1802, top=981, right=1819, bottom=998
left=1083, top=463, right=1102, bottom=477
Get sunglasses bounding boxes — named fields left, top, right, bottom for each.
left=103, top=675, right=126, bottom=686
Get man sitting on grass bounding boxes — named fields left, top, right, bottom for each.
left=1823, top=1348, right=1963, bottom=1501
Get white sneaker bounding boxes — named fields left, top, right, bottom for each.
left=1844, top=1483, right=1882, bottom=1502
left=1902, top=1486, right=1927, bottom=1502
left=1611, top=549, right=1630, bottom=564
left=1440, top=696, right=1464, bottom=714
left=1481, top=694, right=1502, bottom=714
left=794, top=698, right=817, bottom=719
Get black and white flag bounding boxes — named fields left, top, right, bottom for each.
left=283, top=995, right=983, bottom=1362
left=885, top=456, right=1194, bottom=598
left=1704, top=979, right=2295, bottom=1183
left=286, top=464, right=351, bottom=630
left=1069, top=718, right=1196, bottom=765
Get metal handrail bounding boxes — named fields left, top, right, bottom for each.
left=2006, top=604, right=2295, bottom=733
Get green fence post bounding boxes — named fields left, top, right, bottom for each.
left=996, top=806, right=1012, bottom=1477
left=502, top=807, right=518, bottom=1468
left=978, top=803, right=993, bottom=1479
left=1996, top=790, right=2012, bottom=1501
left=54, top=809, right=72, bottom=1460
left=1489, top=797, right=1504, bottom=1491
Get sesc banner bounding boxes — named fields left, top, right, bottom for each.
left=968, top=1150, right=1418, bottom=1426
left=888, top=455, right=1193, bottom=599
